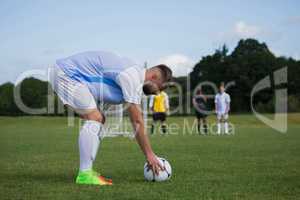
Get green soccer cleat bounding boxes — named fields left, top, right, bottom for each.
left=92, top=170, right=113, bottom=184
left=75, top=169, right=112, bottom=185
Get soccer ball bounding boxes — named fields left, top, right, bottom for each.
left=144, top=157, right=172, bottom=182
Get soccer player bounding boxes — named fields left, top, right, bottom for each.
left=214, top=83, right=231, bottom=135
left=49, top=51, right=172, bottom=185
left=149, top=90, right=169, bottom=134
left=192, top=88, right=208, bottom=134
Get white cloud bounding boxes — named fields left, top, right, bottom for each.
left=234, top=21, right=261, bottom=38
left=156, top=54, right=195, bottom=77
left=215, top=21, right=263, bottom=45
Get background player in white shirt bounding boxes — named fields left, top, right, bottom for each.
left=214, top=83, right=231, bottom=134
left=50, top=51, right=172, bottom=185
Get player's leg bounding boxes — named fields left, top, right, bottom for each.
left=76, top=109, right=112, bottom=185
left=197, top=118, right=201, bottom=134
left=195, top=112, right=201, bottom=134
left=160, top=113, right=167, bottom=134
left=70, top=88, right=113, bottom=185
left=78, top=109, right=104, bottom=172
left=202, top=117, right=208, bottom=134
left=151, top=122, right=155, bottom=134
left=151, top=113, right=157, bottom=134
left=161, top=122, right=167, bottom=134
left=69, top=98, right=112, bottom=185
left=217, top=113, right=222, bottom=135
left=221, top=115, right=225, bottom=135
left=224, top=114, right=229, bottom=134
left=50, top=67, right=111, bottom=185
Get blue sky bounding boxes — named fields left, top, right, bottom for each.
left=0, top=0, right=299, bottom=83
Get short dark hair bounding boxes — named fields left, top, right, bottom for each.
left=153, top=64, right=172, bottom=82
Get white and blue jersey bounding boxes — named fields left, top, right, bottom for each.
left=52, top=51, right=145, bottom=108
left=214, top=92, right=231, bottom=114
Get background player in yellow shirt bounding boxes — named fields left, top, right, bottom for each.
left=149, top=91, right=170, bottom=134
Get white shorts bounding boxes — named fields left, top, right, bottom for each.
left=49, top=66, right=97, bottom=113
left=217, top=113, right=229, bottom=120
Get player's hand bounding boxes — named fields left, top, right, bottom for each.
left=146, top=153, right=165, bottom=175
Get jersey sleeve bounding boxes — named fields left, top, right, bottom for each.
left=117, top=67, right=144, bottom=104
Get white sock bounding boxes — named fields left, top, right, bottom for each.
left=79, top=120, right=103, bottom=171
left=224, top=122, right=228, bottom=134
left=217, top=123, right=221, bottom=134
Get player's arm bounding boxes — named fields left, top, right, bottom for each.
left=225, top=95, right=231, bottom=113
left=164, top=93, right=170, bottom=114
left=127, top=103, right=164, bottom=174
left=214, top=95, right=218, bottom=113
left=149, top=95, right=154, bottom=112
left=192, top=96, right=197, bottom=108
left=225, top=102, right=230, bottom=113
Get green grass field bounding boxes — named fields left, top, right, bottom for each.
left=1, top=114, right=300, bottom=200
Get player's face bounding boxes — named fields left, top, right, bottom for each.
left=144, top=69, right=167, bottom=94
left=220, top=86, right=225, bottom=93
left=153, top=71, right=166, bottom=90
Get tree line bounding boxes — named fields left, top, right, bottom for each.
left=0, top=38, right=299, bottom=116
left=189, top=38, right=300, bottom=113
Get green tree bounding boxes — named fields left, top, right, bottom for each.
left=189, top=38, right=298, bottom=113
left=0, top=83, right=20, bottom=115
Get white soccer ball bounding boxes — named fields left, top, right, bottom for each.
left=144, top=157, right=172, bottom=182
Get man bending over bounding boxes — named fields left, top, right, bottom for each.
left=50, top=51, right=172, bottom=185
